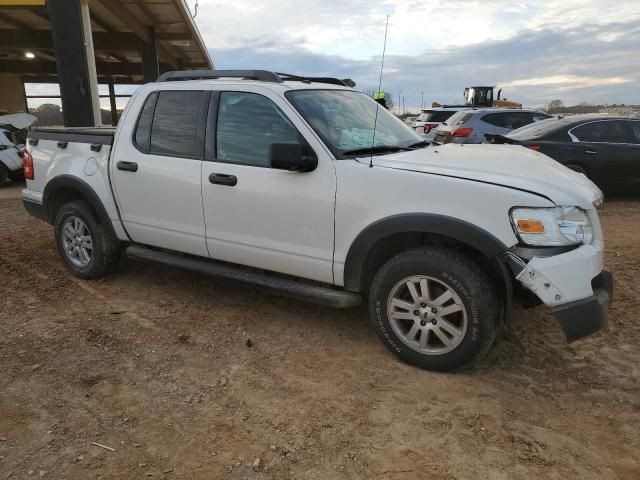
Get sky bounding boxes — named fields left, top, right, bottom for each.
left=195, top=0, right=640, bottom=109
left=27, top=0, right=640, bottom=112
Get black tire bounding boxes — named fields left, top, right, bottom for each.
left=0, top=163, right=8, bottom=185
left=565, top=164, right=588, bottom=177
left=369, top=247, right=499, bottom=371
left=8, top=170, right=24, bottom=183
left=54, top=200, right=121, bottom=279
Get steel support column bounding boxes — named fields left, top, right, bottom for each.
left=142, top=28, right=159, bottom=83
left=108, top=81, right=118, bottom=125
left=47, top=0, right=95, bottom=126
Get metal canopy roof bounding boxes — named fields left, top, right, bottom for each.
left=0, top=0, right=213, bottom=84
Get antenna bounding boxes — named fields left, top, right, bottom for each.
left=370, top=14, right=390, bottom=168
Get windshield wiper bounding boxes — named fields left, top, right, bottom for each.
left=407, top=141, right=430, bottom=149
left=342, top=145, right=412, bottom=156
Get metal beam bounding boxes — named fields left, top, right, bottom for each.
left=0, top=29, right=142, bottom=52
left=0, top=59, right=172, bottom=75
left=95, top=0, right=150, bottom=42
left=157, top=32, right=193, bottom=41
left=47, top=0, right=95, bottom=126
left=0, top=11, right=32, bottom=29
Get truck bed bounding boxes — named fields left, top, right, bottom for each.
left=29, top=126, right=116, bottom=145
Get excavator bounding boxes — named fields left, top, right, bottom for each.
left=432, top=86, right=522, bottom=109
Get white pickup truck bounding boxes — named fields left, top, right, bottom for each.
left=22, top=70, right=612, bottom=371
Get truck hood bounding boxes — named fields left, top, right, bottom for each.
left=366, top=143, right=602, bottom=209
left=0, top=113, right=37, bottom=130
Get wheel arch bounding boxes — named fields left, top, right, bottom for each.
left=43, top=175, right=117, bottom=238
left=343, top=213, right=509, bottom=294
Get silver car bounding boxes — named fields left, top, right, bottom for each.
left=433, top=108, right=551, bottom=144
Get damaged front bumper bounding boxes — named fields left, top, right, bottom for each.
left=504, top=244, right=613, bottom=342
left=551, top=271, right=613, bottom=342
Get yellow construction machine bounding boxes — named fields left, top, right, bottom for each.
left=432, top=86, right=522, bottom=109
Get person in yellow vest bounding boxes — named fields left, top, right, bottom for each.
left=373, top=89, right=387, bottom=109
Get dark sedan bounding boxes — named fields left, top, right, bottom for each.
left=487, top=115, right=640, bottom=192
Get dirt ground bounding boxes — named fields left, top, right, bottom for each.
left=1, top=181, right=639, bottom=480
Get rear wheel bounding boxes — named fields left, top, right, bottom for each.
left=54, top=200, right=121, bottom=279
left=8, top=170, right=24, bottom=182
left=0, top=163, right=8, bottom=185
left=369, top=247, right=499, bottom=371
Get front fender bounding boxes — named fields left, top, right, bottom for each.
left=343, top=213, right=508, bottom=292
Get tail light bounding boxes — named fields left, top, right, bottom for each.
left=452, top=127, right=473, bottom=138
left=524, top=145, right=541, bottom=151
left=23, top=150, right=34, bottom=180
left=423, top=123, right=438, bottom=134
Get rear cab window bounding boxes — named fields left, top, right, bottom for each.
left=133, top=90, right=209, bottom=159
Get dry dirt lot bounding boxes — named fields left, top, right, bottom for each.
left=1, top=181, right=639, bottom=480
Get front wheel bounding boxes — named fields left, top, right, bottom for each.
left=369, top=247, right=499, bottom=371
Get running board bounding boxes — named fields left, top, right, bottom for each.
left=126, top=245, right=361, bottom=308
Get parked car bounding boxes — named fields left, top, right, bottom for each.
left=433, top=108, right=551, bottom=145
left=486, top=115, right=640, bottom=192
left=0, top=113, right=36, bottom=184
left=411, top=107, right=468, bottom=141
left=22, top=70, right=611, bottom=372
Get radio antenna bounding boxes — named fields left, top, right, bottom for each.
left=370, top=14, right=390, bottom=168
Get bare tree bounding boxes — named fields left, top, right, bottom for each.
left=546, top=99, right=564, bottom=113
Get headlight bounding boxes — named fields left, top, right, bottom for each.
left=511, top=207, right=593, bottom=246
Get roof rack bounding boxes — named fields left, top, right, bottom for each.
left=276, top=72, right=354, bottom=87
left=156, top=70, right=284, bottom=83
left=156, top=69, right=355, bottom=87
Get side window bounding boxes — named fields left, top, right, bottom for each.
left=572, top=121, right=629, bottom=143
left=149, top=91, right=208, bottom=158
left=510, top=112, right=534, bottom=130
left=629, top=121, right=640, bottom=144
left=481, top=113, right=506, bottom=127
left=133, top=92, right=157, bottom=152
left=216, top=92, right=301, bottom=167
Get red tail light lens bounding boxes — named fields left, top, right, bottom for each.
left=23, top=150, right=34, bottom=180
left=525, top=145, right=541, bottom=151
left=424, top=123, right=438, bottom=134
left=452, top=127, right=473, bottom=138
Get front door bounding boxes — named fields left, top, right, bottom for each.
left=201, top=90, right=336, bottom=283
left=110, top=89, right=211, bottom=257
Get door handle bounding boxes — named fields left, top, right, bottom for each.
left=117, top=161, right=138, bottom=172
left=209, top=173, right=237, bottom=186
left=584, top=150, right=597, bottom=155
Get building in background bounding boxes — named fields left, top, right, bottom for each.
left=0, top=0, right=213, bottom=126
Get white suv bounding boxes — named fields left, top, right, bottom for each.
left=411, top=107, right=469, bottom=141
left=22, top=70, right=612, bottom=371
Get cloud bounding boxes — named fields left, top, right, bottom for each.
left=210, top=18, right=640, bottom=108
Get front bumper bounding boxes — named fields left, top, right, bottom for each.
left=509, top=239, right=612, bottom=342
left=551, top=270, right=613, bottom=342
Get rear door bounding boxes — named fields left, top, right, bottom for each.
left=110, top=89, right=211, bottom=256
left=200, top=89, right=336, bottom=283
left=569, top=119, right=640, bottom=189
